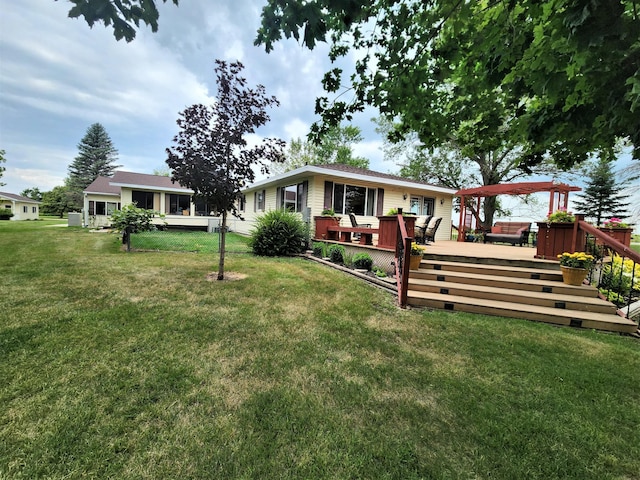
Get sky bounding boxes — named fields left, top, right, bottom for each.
left=0, top=0, right=385, bottom=195
left=1, top=0, right=637, bottom=227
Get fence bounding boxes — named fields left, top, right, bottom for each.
left=125, top=229, right=252, bottom=254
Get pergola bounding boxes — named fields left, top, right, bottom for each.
left=455, top=181, right=581, bottom=242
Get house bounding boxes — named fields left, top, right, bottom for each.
left=0, top=192, right=41, bottom=220
left=83, top=165, right=457, bottom=240
left=237, top=164, right=456, bottom=241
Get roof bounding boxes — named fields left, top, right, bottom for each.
left=455, top=181, right=581, bottom=197
left=246, top=164, right=457, bottom=195
left=0, top=192, right=41, bottom=203
left=84, top=171, right=193, bottom=195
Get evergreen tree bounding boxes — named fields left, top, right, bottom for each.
left=573, top=157, right=632, bottom=226
left=0, top=149, right=6, bottom=187
left=67, top=123, right=120, bottom=192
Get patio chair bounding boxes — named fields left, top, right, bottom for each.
left=414, top=215, right=433, bottom=244
left=423, top=217, right=442, bottom=244
left=348, top=212, right=372, bottom=240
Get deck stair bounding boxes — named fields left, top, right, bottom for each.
left=407, top=254, right=638, bottom=334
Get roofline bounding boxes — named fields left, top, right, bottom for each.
left=0, top=195, right=41, bottom=204
left=109, top=182, right=194, bottom=194
left=244, top=165, right=457, bottom=194
left=84, top=191, right=121, bottom=197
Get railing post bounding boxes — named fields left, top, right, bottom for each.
left=571, top=214, right=584, bottom=253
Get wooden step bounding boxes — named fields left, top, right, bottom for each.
left=420, top=259, right=562, bottom=281
left=409, top=278, right=617, bottom=314
left=423, top=253, right=560, bottom=271
left=411, top=268, right=598, bottom=298
left=407, top=291, right=638, bottom=334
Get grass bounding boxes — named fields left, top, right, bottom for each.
left=130, top=230, right=252, bottom=253
left=1, top=220, right=639, bottom=479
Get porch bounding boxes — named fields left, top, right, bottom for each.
left=312, top=238, right=638, bottom=335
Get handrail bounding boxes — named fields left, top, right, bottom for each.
left=394, top=208, right=413, bottom=307
left=578, top=220, right=640, bottom=264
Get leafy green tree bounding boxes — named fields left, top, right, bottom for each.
left=572, top=157, right=633, bottom=226
left=0, top=149, right=6, bottom=187
left=256, top=1, right=640, bottom=169
left=67, top=123, right=121, bottom=210
left=41, top=186, right=75, bottom=218
left=375, top=117, right=561, bottom=228
left=61, top=0, right=179, bottom=42
left=20, top=187, right=43, bottom=202
left=273, top=124, right=369, bottom=174
left=166, top=60, right=285, bottom=280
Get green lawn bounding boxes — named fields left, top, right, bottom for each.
left=1, top=221, right=639, bottom=479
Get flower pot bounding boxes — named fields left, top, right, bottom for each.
left=596, top=227, right=633, bottom=247
left=409, top=254, right=422, bottom=270
left=560, top=265, right=588, bottom=286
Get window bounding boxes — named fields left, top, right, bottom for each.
left=132, top=190, right=155, bottom=210
left=106, top=202, right=118, bottom=215
left=409, top=196, right=434, bottom=216
left=88, top=201, right=112, bottom=216
left=255, top=189, right=265, bottom=212
left=166, top=194, right=191, bottom=215
left=32, top=206, right=37, bottom=213
left=23, top=206, right=28, bottom=213
left=238, top=195, right=246, bottom=212
left=194, top=198, right=215, bottom=216
left=277, top=182, right=307, bottom=212
left=95, top=202, right=106, bottom=215
left=326, top=182, right=378, bottom=216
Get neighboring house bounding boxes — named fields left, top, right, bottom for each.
left=83, top=166, right=457, bottom=239
left=0, top=192, right=41, bottom=220
left=238, top=164, right=457, bottom=241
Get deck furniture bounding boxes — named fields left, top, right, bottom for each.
left=422, top=217, right=442, bottom=244
left=327, top=226, right=379, bottom=245
left=484, top=222, right=530, bottom=246
left=414, top=215, right=433, bottom=244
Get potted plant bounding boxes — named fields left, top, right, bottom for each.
left=536, top=209, right=584, bottom=260
left=409, top=242, right=425, bottom=270
left=314, top=207, right=341, bottom=239
left=598, top=217, right=633, bottom=247
left=557, top=251, right=594, bottom=285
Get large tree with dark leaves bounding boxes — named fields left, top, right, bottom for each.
left=166, top=60, right=285, bottom=280
left=255, top=0, right=640, bottom=170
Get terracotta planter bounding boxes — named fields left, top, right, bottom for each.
left=560, top=265, right=588, bottom=286
left=314, top=216, right=341, bottom=240
left=535, top=222, right=585, bottom=260
left=597, top=227, right=633, bottom=247
left=409, top=254, right=422, bottom=270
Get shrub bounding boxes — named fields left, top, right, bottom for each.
left=328, top=244, right=345, bottom=264
left=250, top=209, right=308, bottom=256
left=352, top=252, right=373, bottom=270
left=110, top=203, right=163, bottom=233
left=0, top=208, right=14, bottom=219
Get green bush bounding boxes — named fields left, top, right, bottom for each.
left=0, top=208, right=14, bottom=219
left=250, top=209, right=308, bottom=256
left=110, top=203, right=163, bottom=233
left=312, top=241, right=329, bottom=258
left=328, top=244, right=345, bottom=264
left=352, top=253, right=373, bottom=270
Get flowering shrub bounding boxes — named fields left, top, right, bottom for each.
left=557, top=252, right=594, bottom=269
left=602, top=217, right=629, bottom=228
left=410, top=242, right=425, bottom=255
left=546, top=209, right=575, bottom=223
left=599, top=254, right=640, bottom=303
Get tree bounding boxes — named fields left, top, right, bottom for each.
left=256, top=1, right=640, bottom=169
left=273, top=124, right=369, bottom=174
left=20, top=187, right=43, bottom=202
left=67, top=123, right=120, bottom=209
left=60, top=0, right=178, bottom=42
left=572, top=157, right=633, bottom=226
left=166, top=60, right=285, bottom=280
left=0, top=149, right=5, bottom=187
left=375, top=117, right=562, bottom=228
left=41, top=186, right=76, bottom=218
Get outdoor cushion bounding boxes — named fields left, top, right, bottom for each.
left=491, top=226, right=502, bottom=233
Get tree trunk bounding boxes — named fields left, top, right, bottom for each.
left=217, top=210, right=227, bottom=280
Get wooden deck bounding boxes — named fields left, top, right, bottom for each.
left=406, top=241, right=638, bottom=334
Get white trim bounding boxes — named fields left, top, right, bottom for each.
left=244, top=165, right=457, bottom=195
left=109, top=182, right=194, bottom=194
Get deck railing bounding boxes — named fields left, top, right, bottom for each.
left=578, top=220, right=640, bottom=321
left=394, top=208, right=413, bottom=307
